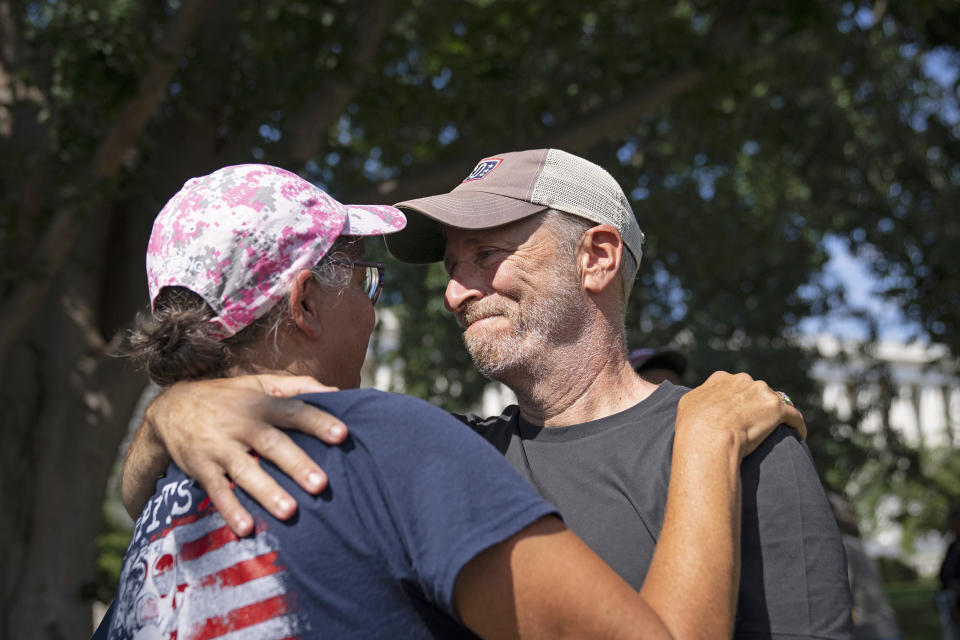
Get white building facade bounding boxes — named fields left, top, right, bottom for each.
left=810, top=335, right=959, bottom=575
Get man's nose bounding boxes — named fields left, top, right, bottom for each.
left=444, top=276, right=483, bottom=314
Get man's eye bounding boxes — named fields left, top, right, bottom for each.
left=475, top=249, right=498, bottom=263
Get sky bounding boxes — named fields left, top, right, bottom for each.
left=798, top=235, right=926, bottom=343
left=797, top=35, right=957, bottom=346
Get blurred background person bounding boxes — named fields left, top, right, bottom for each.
left=828, top=493, right=903, bottom=640
left=629, top=347, right=688, bottom=385
left=939, top=505, right=960, bottom=640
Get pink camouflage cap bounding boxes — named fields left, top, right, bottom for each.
left=146, top=164, right=406, bottom=339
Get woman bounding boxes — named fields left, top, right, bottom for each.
left=95, top=163, right=801, bottom=639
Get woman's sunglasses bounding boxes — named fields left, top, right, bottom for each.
left=328, top=258, right=386, bottom=305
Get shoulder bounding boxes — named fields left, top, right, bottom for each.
left=740, top=425, right=828, bottom=511
left=296, top=389, right=467, bottom=438
left=297, top=387, right=448, bottom=418
left=739, top=424, right=838, bottom=543
left=741, top=424, right=814, bottom=480
left=291, top=389, right=513, bottom=465
left=738, top=428, right=852, bottom=636
left=621, top=383, right=684, bottom=445
left=644, top=382, right=687, bottom=428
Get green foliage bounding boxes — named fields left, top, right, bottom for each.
left=95, top=523, right=133, bottom=604
left=886, top=579, right=941, bottom=639
left=851, top=444, right=960, bottom=547
left=93, top=456, right=135, bottom=604
left=876, top=555, right=921, bottom=583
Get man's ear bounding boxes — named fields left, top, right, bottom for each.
left=288, top=270, right=321, bottom=340
left=577, top=225, right=623, bottom=294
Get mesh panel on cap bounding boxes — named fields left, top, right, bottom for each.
left=530, top=149, right=643, bottom=264
left=529, top=149, right=645, bottom=301
left=531, top=150, right=628, bottom=226
left=529, top=149, right=645, bottom=269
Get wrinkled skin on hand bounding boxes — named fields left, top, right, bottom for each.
left=676, top=371, right=806, bottom=460
left=123, top=374, right=345, bottom=536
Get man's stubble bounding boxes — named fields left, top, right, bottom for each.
left=458, top=258, right=586, bottom=386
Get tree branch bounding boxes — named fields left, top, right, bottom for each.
left=346, top=66, right=704, bottom=204
left=0, top=1, right=18, bottom=68
left=91, top=0, right=215, bottom=177
left=548, top=67, right=704, bottom=151
left=286, top=0, right=396, bottom=164
left=0, top=0, right=214, bottom=365
left=870, top=0, right=888, bottom=29
left=703, top=0, right=755, bottom=51
left=0, top=0, right=23, bottom=139
left=346, top=0, right=759, bottom=205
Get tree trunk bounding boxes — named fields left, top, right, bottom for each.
left=1, top=216, right=147, bottom=639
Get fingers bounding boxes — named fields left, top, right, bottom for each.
left=181, top=430, right=301, bottom=524
left=150, top=375, right=346, bottom=530
left=246, top=407, right=331, bottom=495
left=264, top=396, right=347, bottom=445
left=684, top=371, right=808, bottom=457
left=754, top=377, right=807, bottom=441
left=221, top=447, right=299, bottom=522
left=246, top=373, right=348, bottom=444
left=195, top=468, right=255, bottom=537
left=249, top=373, right=340, bottom=397
left=778, top=403, right=807, bottom=441
left=746, top=378, right=807, bottom=447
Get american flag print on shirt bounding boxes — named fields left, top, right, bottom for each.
left=109, top=477, right=309, bottom=639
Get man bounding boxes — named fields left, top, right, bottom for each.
left=629, top=347, right=688, bottom=385
left=828, top=493, right=902, bottom=640
left=124, top=149, right=853, bottom=639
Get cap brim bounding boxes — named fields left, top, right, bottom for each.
left=342, top=204, right=407, bottom=236
left=386, top=191, right=546, bottom=263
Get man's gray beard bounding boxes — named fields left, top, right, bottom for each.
left=461, top=270, right=584, bottom=384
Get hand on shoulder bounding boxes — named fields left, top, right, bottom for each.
left=677, top=371, right=806, bottom=460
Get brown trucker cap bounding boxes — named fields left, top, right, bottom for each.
left=385, top=149, right=645, bottom=284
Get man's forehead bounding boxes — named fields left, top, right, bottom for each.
left=441, top=227, right=492, bottom=267
left=442, top=215, right=545, bottom=245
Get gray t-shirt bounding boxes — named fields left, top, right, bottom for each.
left=462, top=381, right=853, bottom=640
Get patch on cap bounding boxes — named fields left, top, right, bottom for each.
left=463, top=158, right=503, bottom=182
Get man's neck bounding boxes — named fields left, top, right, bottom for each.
left=505, top=341, right=659, bottom=427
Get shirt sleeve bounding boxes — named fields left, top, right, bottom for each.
left=738, top=425, right=854, bottom=639
left=297, top=390, right=558, bottom=620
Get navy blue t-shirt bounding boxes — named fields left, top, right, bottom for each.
left=96, top=389, right=556, bottom=639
